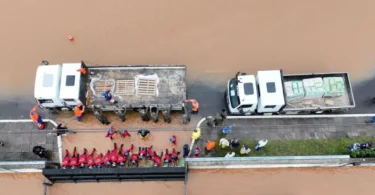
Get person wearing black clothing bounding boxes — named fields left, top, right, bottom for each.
left=230, top=138, right=240, bottom=149
left=137, top=129, right=150, bottom=139
left=33, top=146, right=47, bottom=159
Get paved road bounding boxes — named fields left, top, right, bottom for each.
left=1, top=76, right=374, bottom=120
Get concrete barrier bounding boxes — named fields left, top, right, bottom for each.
left=186, top=155, right=353, bottom=169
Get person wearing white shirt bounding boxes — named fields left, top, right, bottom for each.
left=240, top=144, right=251, bottom=154
left=219, top=138, right=230, bottom=149
left=255, top=139, right=268, bottom=151
left=225, top=151, right=235, bottom=157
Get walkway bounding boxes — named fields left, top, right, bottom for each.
left=0, top=120, right=59, bottom=162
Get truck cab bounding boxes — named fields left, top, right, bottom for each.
left=256, top=70, right=286, bottom=113
left=226, top=73, right=258, bottom=115
left=34, top=64, right=65, bottom=109
left=59, top=63, right=87, bottom=108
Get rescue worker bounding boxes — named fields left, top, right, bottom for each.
left=219, top=138, right=230, bottom=149
left=138, top=147, right=147, bottom=160
left=230, top=138, right=240, bottom=149
left=30, top=104, right=45, bottom=130
left=129, top=152, right=139, bottom=167
left=105, top=126, right=116, bottom=140
left=119, top=129, right=131, bottom=138
left=225, top=151, right=236, bottom=158
left=163, top=149, right=172, bottom=165
left=87, top=148, right=96, bottom=169
left=70, top=149, right=79, bottom=169
left=101, top=90, right=117, bottom=104
left=240, top=144, right=251, bottom=155
left=137, top=129, right=151, bottom=140
left=185, top=99, right=199, bottom=114
left=124, top=144, right=134, bottom=158
left=193, top=146, right=200, bottom=158
left=170, top=148, right=180, bottom=167
left=146, top=146, right=153, bottom=160
left=74, top=104, right=85, bottom=122
left=32, top=145, right=47, bottom=159
left=152, top=151, right=163, bottom=167
left=255, top=139, right=268, bottom=151
left=76, top=67, right=87, bottom=75
left=94, top=106, right=111, bottom=125
left=104, top=150, right=111, bottom=167
left=192, top=128, right=201, bottom=140
left=182, top=144, right=190, bottom=158
left=170, top=135, right=177, bottom=146
left=78, top=148, right=88, bottom=168
left=95, top=152, right=104, bottom=168
left=117, top=144, right=126, bottom=167
left=62, top=149, right=71, bottom=169
left=205, top=140, right=216, bottom=152
left=110, top=143, right=118, bottom=167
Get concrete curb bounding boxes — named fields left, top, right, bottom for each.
left=0, top=119, right=61, bottom=173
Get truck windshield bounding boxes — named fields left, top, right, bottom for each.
left=229, top=79, right=240, bottom=108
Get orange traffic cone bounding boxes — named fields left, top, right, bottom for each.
left=68, top=34, right=74, bottom=41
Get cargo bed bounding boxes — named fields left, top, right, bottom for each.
left=282, top=72, right=355, bottom=113
left=85, top=65, right=186, bottom=111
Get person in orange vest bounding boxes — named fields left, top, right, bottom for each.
left=30, top=104, right=45, bottom=130
left=205, top=140, right=216, bottom=152
left=74, top=104, right=85, bottom=121
left=185, top=99, right=199, bottom=114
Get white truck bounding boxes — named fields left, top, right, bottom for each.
left=34, top=61, right=188, bottom=123
left=225, top=70, right=355, bottom=115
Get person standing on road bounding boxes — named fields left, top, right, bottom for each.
left=192, top=128, right=201, bottom=140
left=185, top=99, right=199, bottom=114
left=119, top=129, right=131, bottom=138
left=170, top=135, right=177, bottom=146
left=137, top=129, right=151, bottom=140
left=105, top=126, right=116, bottom=140
left=30, top=104, right=45, bottom=130
left=240, top=144, right=251, bottom=154
left=219, top=138, right=230, bottom=149
left=74, top=104, right=85, bottom=122
left=255, top=139, right=268, bottom=151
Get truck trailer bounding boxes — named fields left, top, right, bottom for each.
left=225, top=70, right=355, bottom=115
left=34, top=61, right=187, bottom=122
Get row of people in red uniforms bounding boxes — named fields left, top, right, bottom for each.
left=62, top=143, right=181, bottom=169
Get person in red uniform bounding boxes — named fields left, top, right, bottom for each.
left=62, top=149, right=71, bottom=169
left=78, top=148, right=88, bottom=168
left=146, top=146, right=153, bottom=160
left=193, top=146, right=200, bottom=158
left=152, top=151, right=163, bottom=167
left=110, top=143, right=118, bottom=167
left=105, top=126, right=116, bottom=140
left=104, top=150, right=111, bottom=167
left=95, top=152, right=104, bottom=168
left=163, top=149, right=172, bottom=166
left=129, top=152, right=139, bottom=167
left=169, top=135, right=177, bottom=146
left=138, top=147, right=147, bottom=160
left=69, top=147, right=78, bottom=169
left=117, top=144, right=126, bottom=167
left=30, top=104, right=45, bottom=130
left=119, top=129, right=131, bottom=138
left=124, top=144, right=134, bottom=158
left=87, top=148, right=96, bottom=169
left=74, top=104, right=85, bottom=122
left=171, top=148, right=180, bottom=167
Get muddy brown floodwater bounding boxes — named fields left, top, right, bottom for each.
left=188, top=167, right=375, bottom=195
left=2, top=0, right=375, bottom=96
